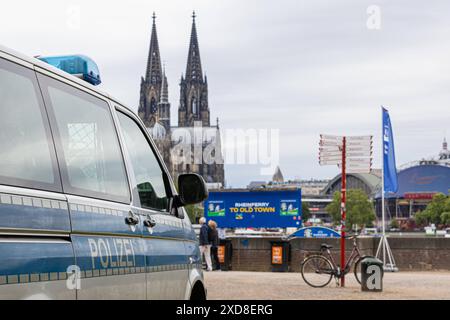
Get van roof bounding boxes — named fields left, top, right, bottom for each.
left=0, top=44, right=134, bottom=113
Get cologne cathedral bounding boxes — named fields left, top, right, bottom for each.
left=138, top=12, right=225, bottom=186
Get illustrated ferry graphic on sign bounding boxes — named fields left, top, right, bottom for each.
left=280, top=201, right=298, bottom=216
left=207, top=203, right=225, bottom=217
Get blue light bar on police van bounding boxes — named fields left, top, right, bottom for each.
left=38, top=54, right=101, bottom=86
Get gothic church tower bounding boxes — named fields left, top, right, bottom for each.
left=139, top=13, right=167, bottom=128
left=178, top=12, right=210, bottom=127
left=138, top=13, right=172, bottom=169
left=138, top=12, right=225, bottom=187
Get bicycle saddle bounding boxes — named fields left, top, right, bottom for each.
left=320, top=243, right=333, bottom=250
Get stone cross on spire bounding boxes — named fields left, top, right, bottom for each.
left=185, top=10, right=203, bottom=82
left=145, top=11, right=162, bottom=83
left=139, top=11, right=164, bottom=128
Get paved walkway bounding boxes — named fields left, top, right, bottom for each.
left=204, top=271, right=450, bottom=300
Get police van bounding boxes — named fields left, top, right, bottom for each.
left=0, top=45, right=208, bottom=300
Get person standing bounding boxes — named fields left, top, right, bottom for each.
left=199, top=217, right=212, bottom=271
left=208, top=220, right=221, bottom=271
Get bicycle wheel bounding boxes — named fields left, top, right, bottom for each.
left=353, top=255, right=369, bottom=284
left=301, top=255, right=334, bottom=288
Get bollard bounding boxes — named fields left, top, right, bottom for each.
left=361, top=257, right=384, bottom=292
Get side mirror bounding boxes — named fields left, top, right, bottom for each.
left=177, top=173, right=209, bottom=206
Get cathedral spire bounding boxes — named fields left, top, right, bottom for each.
left=178, top=11, right=210, bottom=127
left=185, top=11, right=203, bottom=82
left=157, top=63, right=171, bottom=131
left=139, top=12, right=165, bottom=128
left=145, top=12, right=162, bottom=83
left=272, top=166, right=284, bottom=183
left=160, top=65, right=169, bottom=104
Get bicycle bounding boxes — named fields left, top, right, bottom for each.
left=300, top=235, right=368, bottom=288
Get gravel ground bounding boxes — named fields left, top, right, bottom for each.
left=204, top=271, right=450, bottom=300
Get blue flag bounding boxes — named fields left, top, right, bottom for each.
left=382, top=107, right=398, bottom=193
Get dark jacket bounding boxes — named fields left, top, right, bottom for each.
left=199, top=224, right=210, bottom=246
left=208, top=228, right=219, bottom=247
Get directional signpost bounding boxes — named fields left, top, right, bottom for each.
left=319, top=134, right=373, bottom=287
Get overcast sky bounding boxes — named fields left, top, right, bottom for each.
left=2, top=0, right=449, bottom=187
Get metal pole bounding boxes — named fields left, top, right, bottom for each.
left=340, top=137, right=346, bottom=287
left=381, top=131, right=386, bottom=266
left=409, top=199, right=413, bottom=218
left=396, top=199, right=398, bottom=219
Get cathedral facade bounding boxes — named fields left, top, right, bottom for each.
left=138, top=12, right=225, bottom=187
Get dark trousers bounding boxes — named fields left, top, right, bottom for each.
left=211, top=246, right=221, bottom=270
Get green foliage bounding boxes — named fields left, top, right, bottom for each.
left=441, top=212, right=450, bottom=225
left=325, top=189, right=376, bottom=230
left=301, top=202, right=311, bottom=222
left=390, top=219, right=399, bottom=229
left=414, top=210, right=429, bottom=225
left=414, top=193, right=450, bottom=226
left=184, top=204, right=203, bottom=224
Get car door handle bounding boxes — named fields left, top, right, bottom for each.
left=125, top=211, right=139, bottom=225
left=143, top=217, right=156, bottom=228
left=189, top=256, right=200, bottom=264
left=125, top=216, right=139, bottom=225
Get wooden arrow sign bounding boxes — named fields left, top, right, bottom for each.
left=346, top=135, right=372, bottom=142
left=319, top=159, right=341, bottom=165
left=339, top=163, right=372, bottom=170
left=319, top=140, right=343, bottom=147
left=346, top=140, right=372, bottom=147
left=346, top=156, right=372, bottom=161
left=319, top=151, right=342, bottom=158
left=319, top=146, right=343, bottom=152
left=346, top=151, right=373, bottom=157
left=346, top=167, right=372, bottom=173
left=319, top=158, right=342, bottom=163
left=346, top=146, right=372, bottom=152
left=346, top=158, right=372, bottom=164
left=320, top=134, right=343, bottom=141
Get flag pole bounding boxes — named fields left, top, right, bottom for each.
left=376, top=106, right=398, bottom=272
left=381, top=114, right=386, bottom=265
left=340, top=136, right=346, bottom=287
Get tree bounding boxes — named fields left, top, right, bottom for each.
left=443, top=196, right=450, bottom=226
left=441, top=212, right=450, bottom=225
left=414, top=210, right=429, bottom=226
left=301, top=202, right=311, bottom=223
left=390, top=219, right=399, bottom=229
left=325, top=189, right=376, bottom=230
left=414, top=193, right=449, bottom=226
left=184, top=204, right=203, bottom=224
